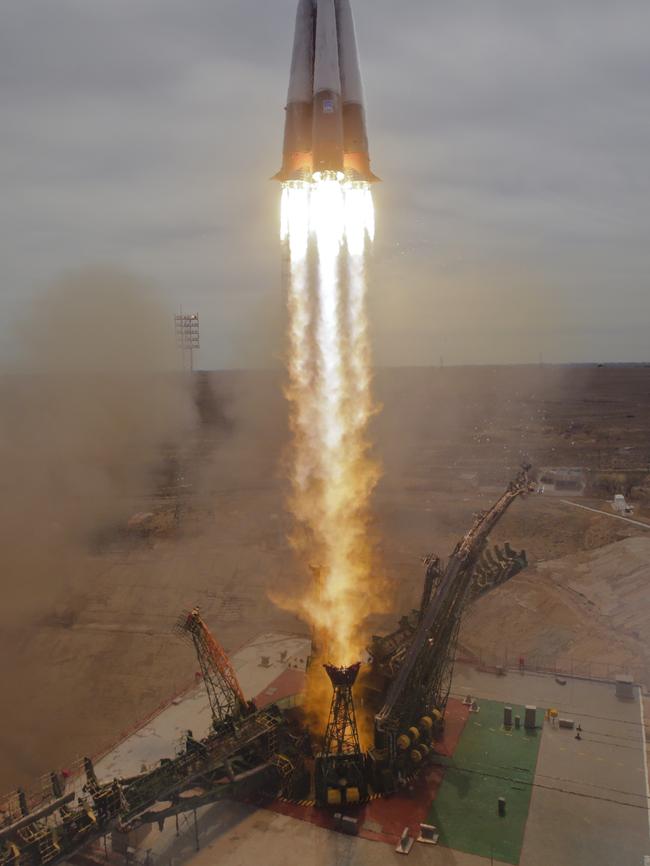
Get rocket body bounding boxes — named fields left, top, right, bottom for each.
left=276, top=0, right=378, bottom=183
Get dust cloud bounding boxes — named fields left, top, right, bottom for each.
left=0, top=266, right=196, bottom=622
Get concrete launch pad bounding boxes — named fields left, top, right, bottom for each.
left=427, top=699, right=543, bottom=864
left=92, top=632, right=310, bottom=782
left=267, top=698, right=470, bottom=843
left=451, top=663, right=649, bottom=866
left=76, top=649, right=649, bottom=866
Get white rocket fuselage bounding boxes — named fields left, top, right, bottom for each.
left=276, top=0, right=378, bottom=183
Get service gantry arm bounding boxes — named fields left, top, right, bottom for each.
left=176, top=608, right=247, bottom=727
left=375, top=465, right=532, bottom=743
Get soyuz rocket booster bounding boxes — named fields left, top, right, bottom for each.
left=275, top=0, right=378, bottom=183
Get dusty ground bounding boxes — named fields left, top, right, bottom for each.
left=1, top=364, right=649, bottom=790
left=460, top=534, right=650, bottom=683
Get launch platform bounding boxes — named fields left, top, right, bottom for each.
left=64, top=652, right=647, bottom=866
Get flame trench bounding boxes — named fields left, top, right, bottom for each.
left=280, top=176, right=380, bottom=684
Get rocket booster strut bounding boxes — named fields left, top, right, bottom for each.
left=275, top=0, right=379, bottom=183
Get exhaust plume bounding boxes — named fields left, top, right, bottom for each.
left=279, top=176, right=385, bottom=733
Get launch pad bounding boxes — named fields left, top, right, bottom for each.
left=4, top=645, right=646, bottom=866
left=0, top=470, right=540, bottom=866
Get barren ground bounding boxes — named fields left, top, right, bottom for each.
left=1, top=364, right=649, bottom=789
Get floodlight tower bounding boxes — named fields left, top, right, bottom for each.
left=314, top=662, right=368, bottom=807
left=174, top=311, right=200, bottom=371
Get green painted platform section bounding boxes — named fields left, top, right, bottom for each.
left=428, top=700, right=543, bottom=865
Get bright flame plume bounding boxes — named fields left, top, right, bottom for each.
left=280, top=175, right=384, bottom=735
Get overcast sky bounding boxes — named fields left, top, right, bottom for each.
left=2, top=0, right=649, bottom=367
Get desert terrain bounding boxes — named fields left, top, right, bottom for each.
left=1, top=363, right=649, bottom=790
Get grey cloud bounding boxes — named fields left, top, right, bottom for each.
left=1, top=0, right=649, bottom=367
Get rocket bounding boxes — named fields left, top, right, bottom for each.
left=275, top=0, right=378, bottom=183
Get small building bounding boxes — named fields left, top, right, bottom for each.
left=536, top=467, right=586, bottom=495
left=613, top=494, right=632, bottom=514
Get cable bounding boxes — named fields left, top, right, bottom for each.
left=434, top=761, right=649, bottom=811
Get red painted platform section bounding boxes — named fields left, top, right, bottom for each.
left=254, top=668, right=306, bottom=708
left=266, top=698, right=470, bottom=846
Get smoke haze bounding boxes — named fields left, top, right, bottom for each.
left=0, top=267, right=196, bottom=621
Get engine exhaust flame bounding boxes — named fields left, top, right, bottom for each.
left=279, top=175, right=384, bottom=735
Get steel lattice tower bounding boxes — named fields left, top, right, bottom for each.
left=174, top=311, right=200, bottom=372
left=176, top=608, right=247, bottom=727
left=322, top=663, right=362, bottom=756
left=315, top=662, right=367, bottom=806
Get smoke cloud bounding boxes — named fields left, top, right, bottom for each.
left=0, top=266, right=196, bottom=621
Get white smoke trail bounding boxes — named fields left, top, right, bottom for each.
left=280, top=176, right=380, bottom=670
left=344, top=185, right=375, bottom=433
left=311, top=177, right=346, bottom=461
left=281, top=183, right=314, bottom=503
